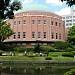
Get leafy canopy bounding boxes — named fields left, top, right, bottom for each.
left=68, top=25, right=75, bottom=44
left=61, top=0, right=75, bottom=6
left=0, top=0, right=22, bottom=19
left=0, top=19, right=14, bottom=42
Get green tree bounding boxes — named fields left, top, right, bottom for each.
left=54, top=41, right=69, bottom=50
left=61, top=0, right=75, bottom=6
left=0, top=19, right=14, bottom=43
left=0, top=0, right=22, bottom=19
left=68, top=25, right=75, bottom=45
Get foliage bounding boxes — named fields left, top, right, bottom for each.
left=49, top=54, right=58, bottom=57
left=68, top=25, right=75, bottom=45
left=0, top=19, right=14, bottom=43
left=62, top=52, right=74, bottom=57
left=40, top=46, right=55, bottom=52
left=66, top=47, right=73, bottom=52
left=0, top=0, right=22, bottom=19
left=71, top=51, right=75, bottom=55
left=61, top=0, right=75, bottom=7
left=26, top=48, right=33, bottom=52
left=54, top=41, right=69, bottom=50
left=33, top=44, right=40, bottom=52
left=14, top=47, right=27, bottom=52
left=64, top=69, right=75, bottom=75
left=45, top=56, right=52, bottom=60
left=0, top=50, right=4, bottom=55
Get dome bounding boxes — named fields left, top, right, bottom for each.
left=16, top=4, right=51, bottom=13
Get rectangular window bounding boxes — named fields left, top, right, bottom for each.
left=18, top=21, right=20, bottom=25
left=13, top=32, right=16, bottom=39
left=51, top=32, right=54, bottom=39
left=32, top=32, right=35, bottom=38
left=38, top=20, right=41, bottom=24
left=44, top=32, right=46, bottom=38
left=18, top=32, right=20, bottom=38
left=32, top=20, right=35, bottom=24
left=23, top=20, right=26, bottom=25
left=14, top=21, right=16, bottom=25
left=56, top=33, right=58, bottom=39
left=44, top=20, right=46, bottom=25
left=51, top=21, right=53, bottom=25
left=59, top=33, right=61, bottom=39
left=23, top=32, right=26, bottom=38
left=38, top=32, right=41, bottom=38
left=55, top=22, right=57, bottom=26
left=59, top=23, right=61, bottom=27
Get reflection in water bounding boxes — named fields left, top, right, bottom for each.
left=0, top=65, right=75, bottom=75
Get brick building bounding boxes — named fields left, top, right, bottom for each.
left=4, top=4, right=66, bottom=48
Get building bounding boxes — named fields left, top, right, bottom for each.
left=62, top=8, right=75, bottom=29
left=4, top=4, right=66, bottom=48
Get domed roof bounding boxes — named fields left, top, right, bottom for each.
left=16, top=4, right=51, bottom=13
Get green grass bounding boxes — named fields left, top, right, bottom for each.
left=0, top=52, right=75, bottom=62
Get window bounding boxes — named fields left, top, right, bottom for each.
left=32, top=20, right=35, bottom=24
left=66, top=20, right=72, bottom=22
left=38, top=32, right=41, bottom=38
left=59, top=33, right=61, bottom=39
left=44, top=20, right=46, bottom=25
left=59, top=23, right=61, bottom=27
left=55, top=22, right=57, bottom=26
left=44, top=32, right=46, bottom=38
left=18, top=32, right=20, bottom=38
left=51, top=32, right=54, bottom=39
left=38, top=20, right=41, bottom=24
left=23, top=20, right=26, bottom=25
left=62, top=17, right=65, bottom=19
left=23, top=32, right=26, bottom=38
left=32, top=32, right=35, bottom=38
left=14, top=21, right=16, bottom=25
left=14, top=33, right=16, bottom=39
left=51, top=21, right=53, bottom=25
left=18, top=21, right=20, bottom=25
left=56, top=33, right=58, bottom=39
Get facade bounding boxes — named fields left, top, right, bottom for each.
left=4, top=4, right=66, bottom=48
left=62, top=8, right=75, bottom=28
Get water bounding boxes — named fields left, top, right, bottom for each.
left=0, top=65, right=75, bottom=75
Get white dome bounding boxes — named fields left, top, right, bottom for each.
left=16, top=4, right=51, bottom=13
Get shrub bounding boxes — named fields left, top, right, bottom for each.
left=64, top=69, right=75, bottom=75
left=45, top=57, right=52, bottom=60
left=62, top=52, right=74, bottom=57
left=66, top=47, right=73, bottom=52
left=40, top=46, right=55, bottom=52
left=26, top=48, right=33, bottom=52
left=71, top=51, right=75, bottom=55
left=14, top=47, right=27, bottom=52
left=54, top=41, right=69, bottom=50
left=0, top=50, right=4, bottom=55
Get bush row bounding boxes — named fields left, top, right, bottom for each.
left=62, top=52, right=74, bottom=57
left=45, top=57, right=52, bottom=60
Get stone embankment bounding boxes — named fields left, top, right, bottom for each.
left=0, top=60, right=75, bottom=66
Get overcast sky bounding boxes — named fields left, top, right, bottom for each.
left=18, top=0, right=75, bottom=16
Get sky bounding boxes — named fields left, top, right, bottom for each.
left=18, top=0, right=75, bottom=16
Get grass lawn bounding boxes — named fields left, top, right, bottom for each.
left=0, top=52, right=75, bottom=62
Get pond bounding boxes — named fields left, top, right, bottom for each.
left=0, top=65, right=75, bottom=75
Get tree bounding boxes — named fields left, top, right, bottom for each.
left=54, top=41, right=69, bottom=50
left=68, top=25, right=75, bottom=45
left=61, top=0, right=75, bottom=6
left=0, top=19, right=14, bottom=43
left=0, top=0, right=22, bottom=19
